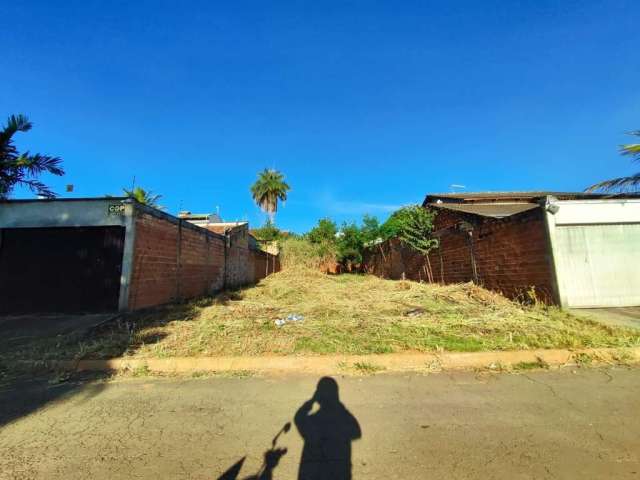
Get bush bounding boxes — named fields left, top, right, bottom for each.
left=295, top=207, right=437, bottom=272
left=279, top=237, right=337, bottom=270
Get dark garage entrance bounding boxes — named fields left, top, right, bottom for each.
left=0, top=226, right=126, bottom=314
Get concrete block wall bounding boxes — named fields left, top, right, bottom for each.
left=363, top=207, right=558, bottom=304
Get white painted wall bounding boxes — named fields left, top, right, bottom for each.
left=550, top=199, right=640, bottom=226
left=545, top=198, right=640, bottom=308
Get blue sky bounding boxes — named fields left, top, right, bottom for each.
left=2, top=1, right=638, bottom=232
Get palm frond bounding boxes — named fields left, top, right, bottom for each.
left=585, top=173, right=640, bottom=193
left=123, top=187, right=163, bottom=208
left=620, top=143, right=640, bottom=160
left=619, top=130, right=640, bottom=162
left=20, top=179, right=57, bottom=198
left=0, top=114, right=32, bottom=145
left=0, top=114, right=64, bottom=199
left=15, top=153, right=65, bottom=176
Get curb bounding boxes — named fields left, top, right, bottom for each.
left=15, top=347, right=640, bottom=376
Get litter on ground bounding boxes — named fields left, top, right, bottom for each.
left=275, top=313, right=305, bottom=327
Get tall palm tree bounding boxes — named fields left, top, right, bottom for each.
left=0, top=114, right=64, bottom=199
left=250, top=168, right=290, bottom=223
left=123, top=186, right=163, bottom=209
left=586, top=130, right=640, bottom=192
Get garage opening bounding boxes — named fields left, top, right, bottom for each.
left=0, top=226, right=126, bottom=314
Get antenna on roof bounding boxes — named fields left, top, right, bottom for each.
left=449, top=184, right=466, bottom=193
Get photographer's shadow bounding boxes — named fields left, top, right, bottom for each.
left=216, top=376, right=361, bottom=480
left=294, top=377, right=361, bottom=480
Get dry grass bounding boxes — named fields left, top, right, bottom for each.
left=6, top=268, right=640, bottom=360
left=127, top=268, right=640, bottom=358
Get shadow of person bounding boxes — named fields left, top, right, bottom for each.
left=217, top=423, right=290, bottom=480
left=295, top=377, right=361, bottom=480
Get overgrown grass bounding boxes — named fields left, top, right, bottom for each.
left=279, top=237, right=337, bottom=271
left=3, top=268, right=640, bottom=360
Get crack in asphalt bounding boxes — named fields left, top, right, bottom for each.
left=521, top=373, right=585, bottom=414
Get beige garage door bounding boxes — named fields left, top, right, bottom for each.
left=554, top=223, right=640, bottom=308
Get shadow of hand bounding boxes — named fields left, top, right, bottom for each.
left=264, top=447, right=288, bottom=469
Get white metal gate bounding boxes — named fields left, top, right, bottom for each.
left=554, top=223, right=640, bottom=308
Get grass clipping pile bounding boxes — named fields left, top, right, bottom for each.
left=124, top=268, right=640, bottom=358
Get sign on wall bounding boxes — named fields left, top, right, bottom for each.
left=108, top=204, right=126, bottom=216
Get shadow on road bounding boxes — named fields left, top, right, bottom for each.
left=0, top=294, right=238, bottom=429
left=0, top=369, right=108, bottom=429
left=217, top=376, right=361, bottom=480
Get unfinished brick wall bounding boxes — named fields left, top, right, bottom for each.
left=128, top=209, right=280, bottom=310
left=363, top=207, right=559, bottom=304
left=225, top=227, right=251, bottom=289
left=128, top=210, right=225, bottom=310
left=467, top=208, right=557, bottom=303
left=250, top=248, right=281, bottom=283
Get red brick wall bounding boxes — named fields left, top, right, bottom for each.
left=465, top=208, right=557, bottom=303
left=128, top=210, right=281, bottom=310
left=250, top=249, right=281, bottom=283
left=128, top=211, right=225, bottom=310
left=363, top=207, right=558, bottom=304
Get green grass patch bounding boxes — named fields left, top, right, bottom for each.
left=512, top=358, right=550, bottom=371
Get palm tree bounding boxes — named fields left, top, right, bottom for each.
left=586, top=130, right=640, bottom=192
left=0, top=114, right=64, bottom=199
left=123, top=186, right=163, bottom=209
left=250, top=169, right=290, bottom=223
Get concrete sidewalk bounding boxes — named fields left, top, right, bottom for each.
left=1, top=367, right=639, bottom=479
left=0, top=313, right=116, bottom=343
left=572, top=307, right=640, bottom=331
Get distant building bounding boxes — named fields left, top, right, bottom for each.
left=177, top=211, right=223, bottom=226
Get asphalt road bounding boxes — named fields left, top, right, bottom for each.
left=1, top=367, right=639, bottom=479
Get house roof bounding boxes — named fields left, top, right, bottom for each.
left=429, top=202, right=539, bottom=218
left=178, top=211, right=223, bottom=222
left=422, top=191, right=640, bottom=206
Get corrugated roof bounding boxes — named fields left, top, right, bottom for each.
left=428, top=202, right=539, bottom=218
left=423, top=191, right=640, bottom=206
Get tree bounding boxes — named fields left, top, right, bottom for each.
left=307, top=218, right=338, bottom=244
left=123, top=187, right=163, bottom=209
left=380, top=205, right=438, bottom=281
left=336, top=222, right=364, bottom=267
left=0, top=114, right=64, bottom=199
left=306, top=218, right=339, bottom=261
left=252, top=218, right=282, bottom=242
left=381, top=205, right=437, bottom=252
left=250, top=169, right=290, bottom=223
left=586, top=130, right=640, bottom=192
left=360, top=214, right=382, bottom=245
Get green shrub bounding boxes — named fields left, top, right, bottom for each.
left=279, top=237, right=336, bottom=270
